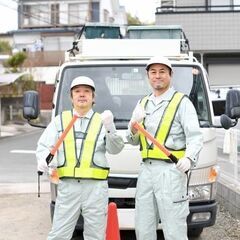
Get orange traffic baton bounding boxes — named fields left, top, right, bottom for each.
left=132, top=122, right=178, bottom=164
left=45, top=114, right=78, bottom=164
left=132, top=122, right=190, bottom=192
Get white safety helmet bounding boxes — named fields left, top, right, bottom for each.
left=146, top=56, right=172, bottom=72
left=70, top=76, right=95, bottom=90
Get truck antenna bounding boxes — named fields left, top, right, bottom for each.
left=67, top=24, right=85, bottom=57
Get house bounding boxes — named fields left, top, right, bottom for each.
left=0, top=0, right=126, bottom=123
left=12, top=0, right=126, bottom=64
left=17, top=0, right=126, bottom=29
left=155, top=0, right=240, bottom=89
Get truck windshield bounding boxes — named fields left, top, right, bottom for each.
left=57, top=64, right=210, bottom=128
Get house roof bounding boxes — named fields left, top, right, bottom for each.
left=0, top=72, right=30, bottom=86
left=9, top=27, right=82, bottom=35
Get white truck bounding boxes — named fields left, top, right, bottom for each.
left=23, top=36, right=240, bottom=237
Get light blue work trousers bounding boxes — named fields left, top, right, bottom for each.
left=135, top=160, right=189, bottom=240
left=48, top=179, right=108, bottom=240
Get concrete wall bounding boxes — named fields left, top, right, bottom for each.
left=156, top=12, right=240, bottom=51
left=37, top=82, right=54, bottom=110
left=217, top=182, right=240, bottom=219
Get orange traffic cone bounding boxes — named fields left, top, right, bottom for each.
left=106, top=202, right=121, bottom=240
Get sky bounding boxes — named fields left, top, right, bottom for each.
left=119, top=0, right=157, bottom=23
left=0, top=0, right=18, bottom=33
left=0, top=0, right=157, bottom=33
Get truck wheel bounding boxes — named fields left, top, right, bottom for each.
left=188, top=228, right=203, bottom=237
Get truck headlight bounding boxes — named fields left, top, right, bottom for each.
left=188, top=166, right=218, bottom=201
left=188, top=183, right=216, bottom=201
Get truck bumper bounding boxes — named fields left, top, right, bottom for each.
left=187, top=201, right=217, bottom=229
left=50, top=200, right=217, bottom=230
left=114, top=201, right=218, bottom=230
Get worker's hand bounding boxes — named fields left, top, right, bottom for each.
left=130, top=104, right=146, bottom=134
left=131, top=104, right=146, bottom=123
left=101, top=110, right=116, bottom=133
left=176, top=157, right=191, bottom=173
left=37, top=159, right=49, bottom=173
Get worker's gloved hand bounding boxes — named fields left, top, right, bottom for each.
left=101, top=110, right=116, bottom=133
left=37, top=159, right=49, bottom=173
left=130, top=104, right=146, bottom=134
left=176, top=157, right=191, bottom=173
left=131, top=104, right=146, bottom=123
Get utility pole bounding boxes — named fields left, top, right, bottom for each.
left=88, top=0, right=92, bottom=22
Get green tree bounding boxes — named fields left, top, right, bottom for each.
left=0, top=40, right=11, bottom=54
left=3, top=52, right=27, bottom=73
left=126, top=13, right=142, bottom=25
left=12, top=75, right=37, bottom=96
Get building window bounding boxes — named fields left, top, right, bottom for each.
left=69, top=3, right=89, bottom=24
left=22, top=5, right=30, bottom=26
left=28, top=4, right=49, bottom=26
left=161, top=0, right=175, bottom=6
left=160, top=0, right=176, bottom=12
left=103, top=9, right=109, bottom=22
left=211, top=0, right=232, bottom=11
left=234, top=0, right=240, bottom=10
left=91, top=2, right=100, bottom=22
left=51, top=4, right=59, bottom=25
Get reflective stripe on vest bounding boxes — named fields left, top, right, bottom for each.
left=57, top=110, right=109, bottom=179
left=139, top=92, right=185, bottom=160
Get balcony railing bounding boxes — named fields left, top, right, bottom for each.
left=23, top=51, right=65, bottom=67
left=156, top=5, right=240, bottom=14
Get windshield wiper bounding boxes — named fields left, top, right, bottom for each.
left=114, top=118, right=130, bottom=122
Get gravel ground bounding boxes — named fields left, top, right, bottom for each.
left=0, top=193, right=240, bottom=240
left=200, top=204, right=240, bottom=240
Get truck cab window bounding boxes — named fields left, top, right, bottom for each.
left=57, top=64, right=210, bottom=128
left=172, top=66, right=210, bottom=127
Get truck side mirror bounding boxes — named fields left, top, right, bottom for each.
left=220, top=89, right=240, bottom=129
left=23, top=90, right=40, bottom=120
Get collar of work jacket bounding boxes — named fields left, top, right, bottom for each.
left=72, top=108, right=94, bottom=119
left=147, top=87, right=176, bottom=105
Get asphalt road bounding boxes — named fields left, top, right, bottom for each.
left=0, top=129, right=43, bottom=183
left=0, top=127, right=240, bottom=239
left=0, top=193, right=51, bottom=240
left=1, top=192, right=239, bottom=240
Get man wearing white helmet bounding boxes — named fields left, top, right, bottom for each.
left=36, top=76, right=124, bottom=240
left=127, top=56, right=203, bottom=240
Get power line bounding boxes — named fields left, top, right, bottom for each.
left=0, top=1, right=53, bottom=26
left=0, top=1, right=88, bottom=28
left=4, top=0, right=117, bottom=27
left=0, top=0, right=128, bottom=31
left=0, top=1, right=17, bottom=12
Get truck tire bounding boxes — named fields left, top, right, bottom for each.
left=188, top=228, right=203, bottom=237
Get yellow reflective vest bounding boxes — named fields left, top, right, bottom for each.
left=57, top=110, right=109, bottom=180
left=139, top=92, right=186, bottom=161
